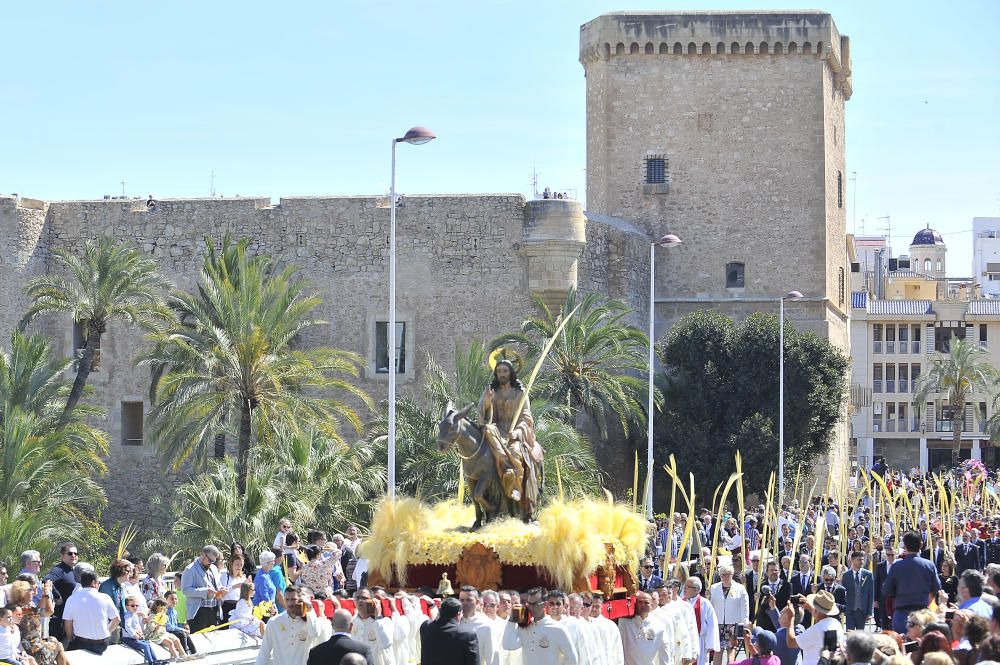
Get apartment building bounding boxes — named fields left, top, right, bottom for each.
left=851, top=227, right=1000, bottom=471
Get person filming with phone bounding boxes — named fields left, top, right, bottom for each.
left=784, top=590, right=844, bottom=665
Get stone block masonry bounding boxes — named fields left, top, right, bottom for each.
left=3, top=193, right=635, bottom=529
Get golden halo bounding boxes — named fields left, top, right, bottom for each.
left=487, top=347, right=523, bottom=374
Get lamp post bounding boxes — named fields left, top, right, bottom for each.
left=778, top=289, right=803, bottom=505
left=647, top=233, right=682, bottom=519
left=388, top=126, right=436, bottom=502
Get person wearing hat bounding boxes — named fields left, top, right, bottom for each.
left=733, top=627, right=780, bottom=665
left=783, top=589, right=844, bottom=665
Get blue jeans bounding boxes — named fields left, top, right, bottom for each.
left=122, top=636, right=166, bottom=664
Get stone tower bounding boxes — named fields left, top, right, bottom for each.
left=910, top=225, right=947, bottom=280
left=579, top=11, right=853, bottom=473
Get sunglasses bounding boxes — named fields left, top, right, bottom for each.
left=641, top=565, right=653, bottom=569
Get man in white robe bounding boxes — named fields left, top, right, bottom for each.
left=545, top=591, right=590, bottom=664
left=682, top=577, right=719, bottom=665
left=351, top=588, right=398, bottom=665
left=568, top=593, right=604, bottom=665
left=588, top=592, right=624, bottom=665
left=459, top=585, right=499, bottom=665
left=495, top=591, right=522, bottom=665
left=501, top=587, right=578, bottom=664
left=255, top=587, right=329, bottom=665
left=620, top=591, right=673, bottom=665
left=650, top=582, right=696, bottom=665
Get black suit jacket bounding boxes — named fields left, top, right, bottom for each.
left=986, top=538, right=1000, bottom=566
left=955, top=543, right=982, bottom=575
left=761, top=578, right=791, bottom=610
left=308, top=633, right=374, bottom=665
left=920, top=548, right=945, bottom=573
left=790, top=571, right=816, bottom=598
left=419, top=618, right=479, bottom=665
left=819, top=583, right=848, bottom=615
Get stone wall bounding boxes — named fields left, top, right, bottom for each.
left=2, top=193, right=643, bottom=529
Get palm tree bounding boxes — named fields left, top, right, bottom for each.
left=141, top=237, right=372, bottom=495
left=0, top=331, right=108, bottom=473
left=490, top=287, right=652, bottom=438
left=19, top=237, right=171, bottom=423
left=915, top=336, right=998, bottom=464
left=0, top=408, right=105, bottom=563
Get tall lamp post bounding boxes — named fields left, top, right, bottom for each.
left=647, top=233, right=682, bottom=519
left=388, top=126, right=436, bottom=502
left=778, top=289, right=803, bottom=505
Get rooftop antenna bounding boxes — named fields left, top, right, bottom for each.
left=210, top=170, right=216, bottom=198
left=121, top=180, right=125, bottom=198
left=876, top=215, right=892, bottom=255
left=528, top=167, right=539, bottom=199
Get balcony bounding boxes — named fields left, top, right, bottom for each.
left=873, top=380, right=883, bottom=393
left=981, top=341, right=988, bottom=350
left=912, top=341, right=921, bottom=353
left=937, top=420, right=953, bottom=432
left=898, top=380, right=909, bottom=393
left=885, top=380, right=896, bottom=393
left=913, top=417, right=923, bottom=432
left=873, top=341, right=883, bottom=354
left=885, top=421, right=896, bottom=432
left=886, top=341, right=896, bottom=354
left=873, top=421, right=882, bottom=432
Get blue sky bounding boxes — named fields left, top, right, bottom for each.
left=2, top=1, right=997, bottom=274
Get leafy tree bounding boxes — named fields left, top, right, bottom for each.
left=917, top=337, right=998, bottom=464
left=654, top=310, right=848, bottom=499
left=140, top=237, right=372, bottom=495
left=490, top=288, right=652, bottom=437
left=19, top=237, right=171, bottom=423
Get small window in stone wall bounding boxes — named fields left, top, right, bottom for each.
left=838, top=267, right=845, bottom=305
left=726, top=262, right=745, bottom=289
left=644, top=156, right=668, bottom=184
left=376, top=321, right=407, bottom=374
left=837, top=170, right=843, bottom=208
left=122, top=401, right=143, bottom=446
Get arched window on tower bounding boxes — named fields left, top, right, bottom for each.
left=924, top=258, right=932, bottom=271
left=726, top=262, right=745, bottom=289
left=936, top=259, right=942, bottom=271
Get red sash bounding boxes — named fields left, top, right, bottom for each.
left=693, top=596, right=702, bottom=635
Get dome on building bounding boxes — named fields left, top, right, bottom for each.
left=911, top=225, right=944, bottom=246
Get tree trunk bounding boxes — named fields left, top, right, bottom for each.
left=237, top=400, right=252, bottom=496
left=61, top=320, right=102, bottom=426
left=953, top=413, right=963, bottom=467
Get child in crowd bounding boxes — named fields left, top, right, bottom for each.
left=171, top=572, right=187, bottom=623
left=230, top=583, right=265, bottom=639
left=272, top=518, right=291, bottom=550
left=121, top=596, right=163, bottom=665
left=0, top=608, right=32, bottom=665
left=164, top=591, right=196, bottom=655
left=144, top=599, right=185, bottom=660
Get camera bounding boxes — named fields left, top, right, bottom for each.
left=945, top=610, right=956, bottom=620
left=904, top=641, right=919, bottom=654
left=736, top=624, right=746, bottom=638
left=823, top=630, right=839, bottom=652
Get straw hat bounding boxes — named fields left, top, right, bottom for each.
left=806, top=590, right=840, bottom=616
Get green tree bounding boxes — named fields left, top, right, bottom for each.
left=19, top=237, right=171, bottom=423
left=141, top=237, right=372, bottom=495
left=917, top=337, right=998, bottom=464
left=490, top=288, right=652, bottom=437
left=654, top=310, right=848, bottom=499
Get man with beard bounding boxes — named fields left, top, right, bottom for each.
left=479, top=356, right=542, bottom=518
left=255, top=586, right=329, bottom=665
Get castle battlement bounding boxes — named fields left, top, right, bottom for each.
left=580, top=10, right=851, bottom=98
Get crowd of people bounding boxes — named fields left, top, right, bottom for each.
left=6, top=460, right=1000, bottom=665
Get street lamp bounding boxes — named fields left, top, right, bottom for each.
left=779, top=289, right=803, bottom=505
left=388, top=126, right=436, bottom=502
left=647, top=233, right=682, bottom=519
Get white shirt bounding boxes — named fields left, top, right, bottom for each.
left=502, top=615, right=578, bottom=665
left=574, top=617, right=606, bottom=665
left=687, top=595, right=720, bottom=665
left=352, top=615, right=396, bottom=665
left=553, top=616, right=590, bottom=664
left=464, top=612, right=500, bottom=665
left=220, top=573, right=246, bottom=602
left=795, top=616, right=844, bottom=665
left=709, top=582, right=749, bottom=626
left=273, top=530, right=287, bottom=550
left=255, top=611, right=327, bottom=665
left=620, top=614, right=673, bottom=665
left=651, top=602, right=696, bottom=665
left=63, top=586, right=119, bottom=640
left=0, top=624, right=20, bottom=661
left=494, top=617, right=523, bottom=665
left=594, top=615, right=625, bottom=665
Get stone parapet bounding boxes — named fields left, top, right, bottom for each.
left=522, top=199, right=587, bottom=312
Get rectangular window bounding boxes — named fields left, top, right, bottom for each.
left=981, top=325, right=988, bottom=349
left=644, top=156, right=668, bottom=185
left=886, top=402, right=896, bottom=431
left=725, top=262, right=745, bottom=289
left=375, top=321, right=406, bottom=374
left=873, top=364, right=883, bottom=393
left=898, top=402, right=908, bottom=431
left=121, top=401, right=143, bottom=446
left=873, top=324, right=883, bottom=354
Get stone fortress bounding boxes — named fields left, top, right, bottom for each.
left=2, top=10, right=852, bottom=527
